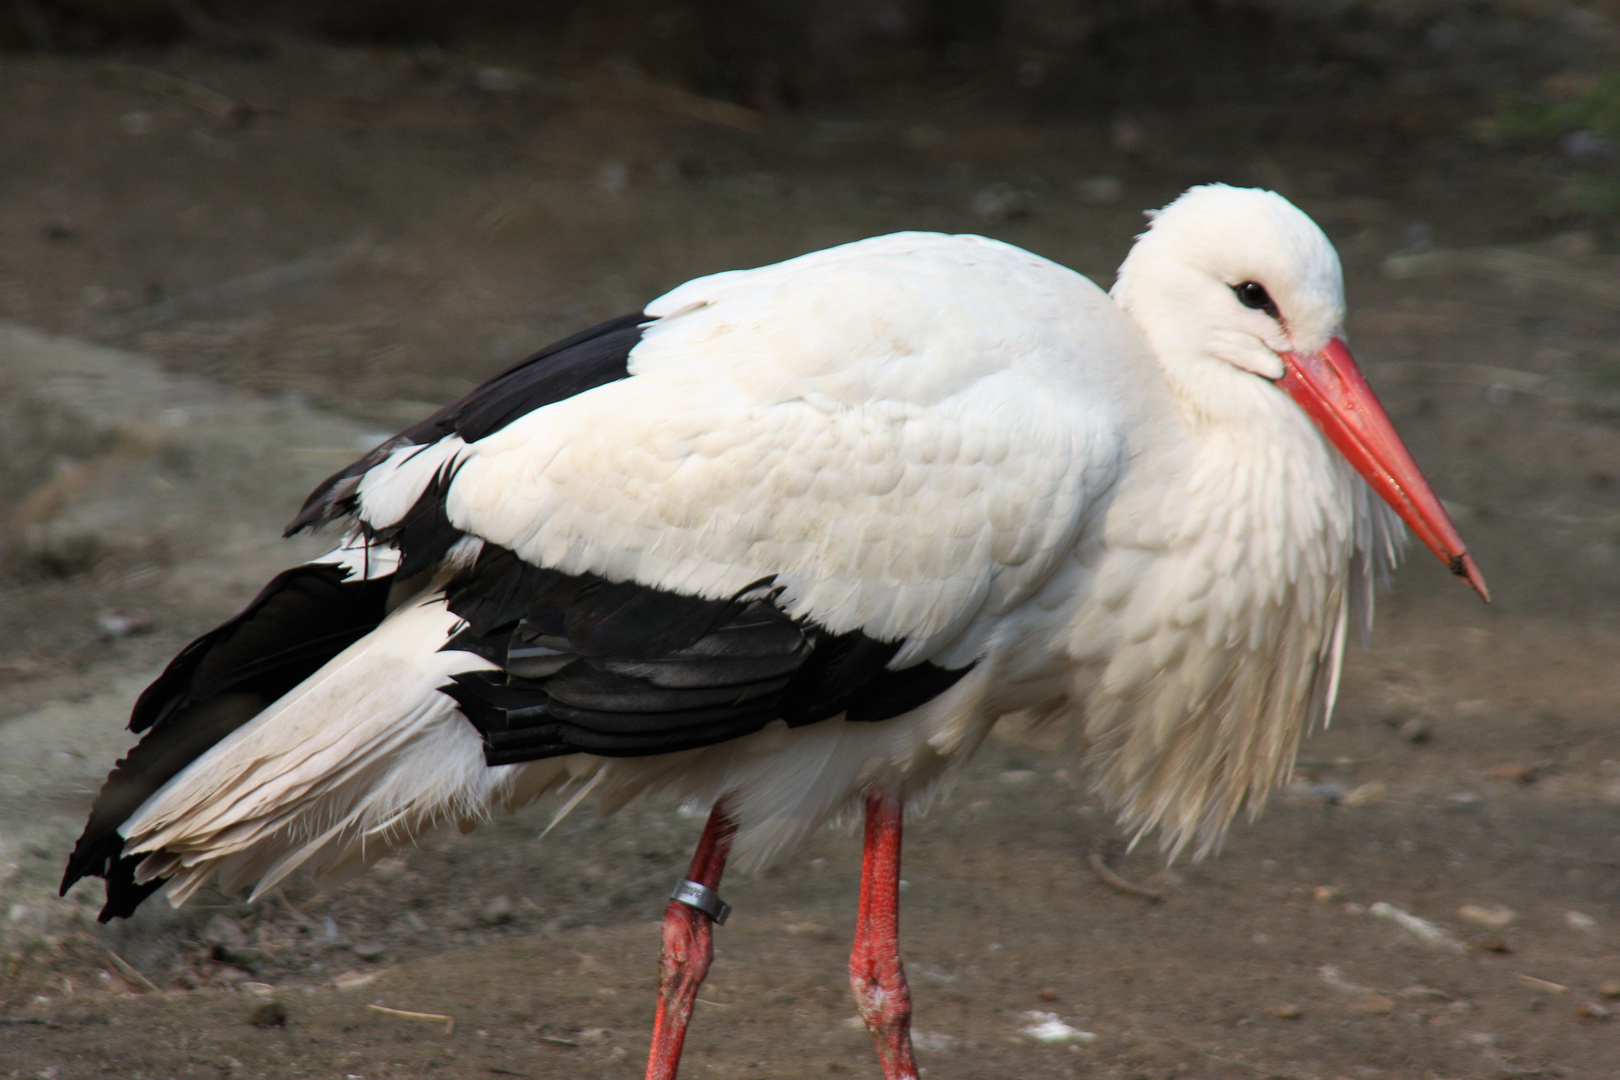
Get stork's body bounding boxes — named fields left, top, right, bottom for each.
left=63, top=187, right=1483, bottom=1080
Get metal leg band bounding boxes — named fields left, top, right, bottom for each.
left=670, top=879, right=731, bottom=925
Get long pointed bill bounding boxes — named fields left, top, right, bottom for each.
left=1278, top=338, right=1489, bottom=602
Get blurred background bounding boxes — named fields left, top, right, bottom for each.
left=0, top=2, right=1617, bottom=1077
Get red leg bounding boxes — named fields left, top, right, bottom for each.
left=645, top=800, right=736, bottom=1080
left=849, top=792, right=919, bottom=1080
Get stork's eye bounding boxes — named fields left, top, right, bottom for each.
left=1233, top=281, right=1279, bottom=318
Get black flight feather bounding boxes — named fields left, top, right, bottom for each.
left=437, top=545, right=973, bottom=766
left=285, top=312, right=646, bottom=536
left=63, top=563, right=393, bottom=920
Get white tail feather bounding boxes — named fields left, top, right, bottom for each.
left=119, top=596, right=581, bottom=907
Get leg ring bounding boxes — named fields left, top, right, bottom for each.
left=670, top=879, right=731, bottom=925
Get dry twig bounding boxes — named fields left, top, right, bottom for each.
left=1087, top=850, right=1162, bottom=903
left=91, top=939, right=160, bottom=993
left=98, top=62, right=250, bottom=123
left=367, top=1003, right=456, bottom=1034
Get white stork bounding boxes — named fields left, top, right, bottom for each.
left=63, top=184, right=1485, bottom=1080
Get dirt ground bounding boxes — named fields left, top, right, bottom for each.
left=2, top=5, right=1619, bottom=1078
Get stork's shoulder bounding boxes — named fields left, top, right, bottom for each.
left=647, top=231, right=1098, bottom=315
left=637, top=232, right=1147, bottom=411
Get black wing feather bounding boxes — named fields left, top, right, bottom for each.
left=62, top=564, right=393, bottom=920
left=285, top=311, right=646, bottom=536
left=437, top=545, right=973, bottom=765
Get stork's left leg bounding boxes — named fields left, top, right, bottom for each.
left=849, top=792, right=919, bottom=1080
left=645, top=799, right=736, bottom=1080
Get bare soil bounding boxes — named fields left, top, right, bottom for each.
left=1, top=8, right=1619, bottom=1079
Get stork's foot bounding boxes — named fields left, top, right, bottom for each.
left=850, top=792, right=919, bottom=1080
left=645, top=800, right=736, bottom=1080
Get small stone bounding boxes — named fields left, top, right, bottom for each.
left=1566, top=911, right=1598, bottom=932
left=247, top=1000, right=287, bottom=1028
left=481, top=896, right=515, bottom=925
left=1019, top=1011, right=1095, bottom=1044
left=1599, top=980, right=1620, bottom=999
left=1343, top=781, right=1385, bottom=807
left=1110, top=115, right=1144, bottom=153
left=1270, top=1003, right=1303, bottom=1019
left=96, top=609, right=154, bottom=640
left=1574, top=1000, right=1612, bottom=1021
left=204, top=914, right=249, bottom=948
left=1074, top=177, right=1123, bottom=204
left=351, top=942, right=386, bottom=962
left=1309, top=781, right=1345, bottom=804
left=1488, top=763, right=1536, bottom=783
left=1399, top=718, right=1431, bottom=743
left=971, top=185, right=1030, bottom=224
left=1458, top=904, right=1517, bottom=929
left=1478, top=936, right=1513, bottom=954
left=42, top=214, right=77, bottom=241
left=1352, top=994, right=1395, bottom=1015
left=1313, top=885, right=1341, bottom=902
left=1038, top=987, right=1059, bottom=1002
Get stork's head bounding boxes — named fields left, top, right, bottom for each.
left=1113, top=183, right=1488, bottom=601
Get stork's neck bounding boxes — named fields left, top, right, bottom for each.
left=1048, top=354, right=1374, bottom=861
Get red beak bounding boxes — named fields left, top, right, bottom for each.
left=1278, top=337, right=1489, bottom=602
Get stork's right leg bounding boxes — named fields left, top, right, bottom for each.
left=849, top=792, right=919, bottom=1080
left=645, top=799, right=736, bottom=1080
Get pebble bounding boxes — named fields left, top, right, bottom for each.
left=1309, top=781, right=1345, bottom=804
left=1488, top=763, right=1536, bottom=783
left=1565, top=911, right=1597, bottom=932
left=1574, top=1000, right=1612, bottom=1021
left=1600, top=980, right=1620, bottom=999
left=1352, top=994, right=1395, bottom=1015
left=1074, top=177, right=1123, bottom=204
left=351, top=942, right=386, bottom=961
left=1458, top=904, right=1517, bottom=929
left=1313, top=885, right=1341, bottom=902
left=1343, top=780, right=1385, bottom=807
left=1270, top=1003, right=1304, bottom=1019
left=204, top=914, right=248, bottom=948
left=1399, top=718, right=1432, bottom=743
left=95, top=609, right=153, bottom=639
left=1110, top=115, right=1144, bottom=154
left=42, top=213, right=78, bottom=240
left=481, top=896, right=515, bottom=925
left=247, top=1000, right=287, bottom=1028
left=971, top=185, right=1030, bottom=223
left=1019, top=1011, right=1095, bottom=1043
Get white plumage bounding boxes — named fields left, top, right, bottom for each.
left=77, top=184, right=1484, bottom=924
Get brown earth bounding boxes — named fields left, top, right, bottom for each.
left=1, top=6, right=1619, bottom=1079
